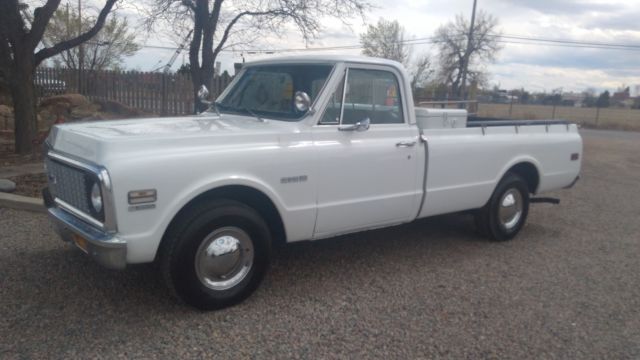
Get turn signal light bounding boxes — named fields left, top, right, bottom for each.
left=128, top=189, right=157, bottom=204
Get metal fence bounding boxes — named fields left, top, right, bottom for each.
left=35, top=67, right=234, bottom=116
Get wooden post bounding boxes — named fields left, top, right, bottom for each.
left=552, top=104, right=557, bottom=119
left=595, top=106, right=600, bottom=127
left=161, top=73, right=168, bottom=116
left=508, top=96, right=514, bottom=118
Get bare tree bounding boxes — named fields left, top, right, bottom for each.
left=360, top=18, right=409, bottom=64
left=360, top=18, right=433, bottom=93
left=45, top=7, right=140, bottom=71
left=0, top=0, right=119, bottom=154
left=409, top=54, right=433, bottom=93
left=433, top=11, right=501, bottom=99
left=146, top=0, right=370, bottom=112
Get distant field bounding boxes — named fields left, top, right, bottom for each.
left=477, top=103, right=640, bottom=131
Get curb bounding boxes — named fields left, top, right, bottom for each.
left=0, top=192, right=46, bottom=213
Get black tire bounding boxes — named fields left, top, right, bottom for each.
left=475, top=172, right=530, bottom=241
left=159, top=199, right=271, bottom=310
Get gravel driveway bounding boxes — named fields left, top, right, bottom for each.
left=1, top=130, right=639, bottom=359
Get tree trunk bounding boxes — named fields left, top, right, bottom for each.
left=10, top=63, right=38, bottom=155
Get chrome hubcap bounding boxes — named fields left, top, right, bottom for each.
left=499, top=189, right=523, bottom=231
left=195, top=227, right=254, bottom=291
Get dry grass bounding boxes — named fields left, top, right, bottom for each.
left=478, top=103, right=640, bottom=131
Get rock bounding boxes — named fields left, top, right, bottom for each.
left=93, top=99, right=141, bottom=117
left=70, top=103, right=101, bottom=119
left=0, top=104, right=14, bottom=131
left=0, top=104, right=12, bottom=117
left=39, top=100, right=72, bottom=118
left=39, top=94, right=89, bottom=108
left=0, top=179, right=16, bottom=193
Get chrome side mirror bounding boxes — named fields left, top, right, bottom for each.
left=197, top=85, right=213, bottom=114
left=198, top=85, right=210, bottom=101
left=338, top=118, right=370, bottom=132
left=294, top=91, right=311, bottom=113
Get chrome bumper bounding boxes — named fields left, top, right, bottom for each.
left=44, top=188, right=127, bottom=270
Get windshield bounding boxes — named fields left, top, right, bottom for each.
left=216, top=64, right=333, bottom=121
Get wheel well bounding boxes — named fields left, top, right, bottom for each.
left=165, top=185, right=287, bottom=248
left=508, top=162, right=539, bottom=194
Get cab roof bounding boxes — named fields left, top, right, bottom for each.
left=245, top=55, right=406, bottom=72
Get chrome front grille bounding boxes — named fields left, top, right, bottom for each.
left=46, top=157, right=93, bottom=217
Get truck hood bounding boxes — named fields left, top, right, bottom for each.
left=49, top=114, right=304, bottom=164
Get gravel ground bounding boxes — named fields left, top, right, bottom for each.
left=1, top=130, right=639, bottom=359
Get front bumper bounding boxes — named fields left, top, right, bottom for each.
left=44, top=187, right=127, bottom=270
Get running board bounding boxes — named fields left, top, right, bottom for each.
left=531, top=197, right=560, bottom=205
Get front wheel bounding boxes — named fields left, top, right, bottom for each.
left=475, top=173, right=530, bottom=241
left=159, top=199, right=271, bottom=310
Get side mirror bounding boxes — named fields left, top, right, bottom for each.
left=338, top=118, right=370, bottom=132
left=198, top=85, right=210, bottom=103
left=294, top=91, right=311, bottom=113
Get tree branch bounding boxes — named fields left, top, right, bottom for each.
left=181, top=0, right=196, bottom=11
left=0, top=0, right=28, bottom=48
left=0, top=37, right=13, bottom=75
left=28, top=0, right=61, bottom=50
left=212, top=9, right=284, bottom=60
left=33, top=0, right=118, bottom=66
left=209, top=0, right=223, bottom=39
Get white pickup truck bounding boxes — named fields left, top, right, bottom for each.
left=43, top=55, right=582, bottom=309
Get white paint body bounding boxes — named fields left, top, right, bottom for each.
left=49, top=56, right=583, bottom=264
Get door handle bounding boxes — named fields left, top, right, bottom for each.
left=396, top=141, right=416, bottom=148
left=338, top=118, right=370, bottom=132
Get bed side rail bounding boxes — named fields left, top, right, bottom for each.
left=467, top=119, right=571, bottom=128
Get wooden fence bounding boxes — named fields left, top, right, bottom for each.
left=35, top=67, right=234, bottom=116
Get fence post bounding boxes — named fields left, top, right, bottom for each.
left=161, top=73, right=168, bottom=116
left=508, top=97, right=514, bottom=118
left=595, top=106, right=600, bottom=127
left=552, top=104, right=557, bottom=119
left=110, top=71, right=114, bottom=101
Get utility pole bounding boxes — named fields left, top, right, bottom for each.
left=459, top=0, right=478, bottom=103
left=77, top=0, right=84, bottom=93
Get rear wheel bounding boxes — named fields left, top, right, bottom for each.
left=475, top=173, right=530, bottom=241
left=159, top=199, right=271, bottom=310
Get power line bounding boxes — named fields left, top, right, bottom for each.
left=497, top=34, right=640, bottom=50
left=136, top=34, right=640, bottom=54
left=495, top=39, right=640, bottom=52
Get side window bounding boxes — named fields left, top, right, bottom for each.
left=320, top=73, right=345, bottom=124
left=342, top=69, right=404, bottom=125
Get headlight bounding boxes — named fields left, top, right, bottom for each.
left=90, top=182, right=103, bottom=214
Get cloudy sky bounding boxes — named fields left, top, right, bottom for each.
left=121, top=0, right=640, bottom=94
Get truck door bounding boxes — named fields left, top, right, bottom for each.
left=312, top=66, right=420, bottom=238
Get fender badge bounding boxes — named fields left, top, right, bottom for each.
left=281, top=175, right=308, bottom=184
left=128, top=204, right=156, bottom=212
